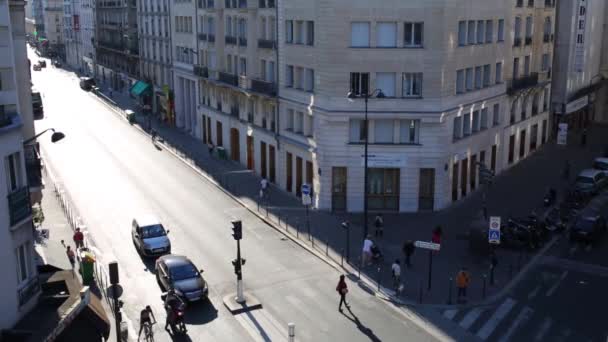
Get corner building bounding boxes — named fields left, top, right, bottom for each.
left=186, top=0, right=555, bottom=213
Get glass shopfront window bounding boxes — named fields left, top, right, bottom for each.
left=367, top=168, right=400, bottom=210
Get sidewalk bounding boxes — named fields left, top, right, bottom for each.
left=91, top=85, right=607, bottom=307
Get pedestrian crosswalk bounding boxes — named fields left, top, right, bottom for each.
left=440, top=297, right=593, bottom=342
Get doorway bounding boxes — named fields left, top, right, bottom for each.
left=260, top=141, right=267, bottom=179
left=230, top=128, right=240, bottom=161
left=286, top=152, right=293, bottom=192
left=246, top=136, right=254, bottom=170
left=418, top=168, right=435, bottom=211
left=269, top=145, right=276, bottom=183
left=296, top=157, right=303, bottom=197
left=461, top=158, right=468, bottom=197
left=216, top=121, right=223, bottom=147
left=332, top=167, right=347, bottom=211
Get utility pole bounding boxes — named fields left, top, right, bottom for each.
left=231, top=220, right=246, bottom=303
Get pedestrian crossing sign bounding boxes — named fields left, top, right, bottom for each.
left=488, top=229, right=501, bottom=244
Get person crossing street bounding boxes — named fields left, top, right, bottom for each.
left=336, top=275, right=350, bottom=312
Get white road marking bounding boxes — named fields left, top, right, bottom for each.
left=534, top=317, right=553, bottom=341
left=443, top=309, right=458, bottom=320
left=545, top=271, right=569, bottom=297
left=476, top=298, right=516, bottom=340
left=497, top=307, right=533, bottom=342
left=459, top=308, right=484, bottom=330
left=527, top=285, right=541, bottom=300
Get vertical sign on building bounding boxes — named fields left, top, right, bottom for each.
left=573, top=0, right=587, bottom=72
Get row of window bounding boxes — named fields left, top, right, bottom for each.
left=175, top=45, right=195, bottom=63
left=196, top=15, right=276, bottom=42
left=175, top=16, right=193, bottom=33
left=225, top=16, right=247, bottom=38
left=142, top=39, right=171, bottom=64
left=139, top=0, right=168, bottom=12
left=349, top=119, right=421, bottom=145
left=350, top=22, right=423, bottom=48
left=285, top=20, right=314, bottom=46
left=285, top=109, right=314, bottom=137
left=456, top=63, right=502, bottom=94
left=142, top=18, right=170, bottom=38
left=350, top=72, right=422, bottom=98
left=453, top=104, right=501, bottom=140
left=285, top=65, right=314, bottom=92
left=458, top=19, right=504, bottom=46
left=509, top=88, right=549, bottom=124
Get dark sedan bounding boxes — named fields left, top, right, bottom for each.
left=155, top=255, right=208, bottom=302
left=570, top=215, right=607, bottom=244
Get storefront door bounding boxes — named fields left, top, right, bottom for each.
left=332, top=167, right=347, bottom=211
left=368, top=168, right=400, bottom=211
left=269, top=145, right=276, bottom=183
left=246, top=136, right=254, bottom=170
left=260, top=141, right=267, bottom=179
left=230, top=128, right=240, bottom=161
left=418, top=168, right=435, bottom=211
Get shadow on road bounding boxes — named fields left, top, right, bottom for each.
left=184, top=299, right=219, bottom=325
left=341, top=307, right=382, bottom=342
left=137, top=254, right=157, bottom=274
left=166, top=331, right=193, bottom=342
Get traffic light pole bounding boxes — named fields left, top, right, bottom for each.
left=236, top=239, right=245, bottom=303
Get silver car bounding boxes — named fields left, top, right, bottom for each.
left=593, top=157, right=608, bottom=177
left=575, top=169, right=608, bottom=195
left=131, top=215, right=171, bottom=257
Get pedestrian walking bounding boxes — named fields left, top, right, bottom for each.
left=66, top=246, right=76, bottom=268
left=456, top=267, right=471, bottom=302
left=374, top=214, right=384, bottom=237
left=260, top=177, right=269, bottom=200
left=208, top=143, right=215, bottom=155
left=581, top=128, right=587, bottom=147
left=402, top=240, right=415, bottom=268
left=73, top=228, right=84, bottom=249
left=432, top=226, right=442, bottom=245
left=336, top=275, right=349, bottom=312
left=362, top=235, right=373, bottom=267
left=391, top=259, right=401, bottom=291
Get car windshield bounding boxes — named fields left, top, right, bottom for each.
left=576, top=176, right=594, bottom=184
left=170, top=263, right=198, bottom=281
left=141, top=224, right=166, bottom=238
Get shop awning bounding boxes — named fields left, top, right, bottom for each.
left=130, top=80, right=150, bottom=97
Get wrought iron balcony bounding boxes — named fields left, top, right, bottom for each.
left=525, top=37, right=532, bottom=45
left=513, top=37, right=522, bottom=47
left=250, top=78, right=276, bottom=96
left=543, top=33, right=554, bottom=43
left=257, top=39, right=276, bottom=49
left=24, top=144, right=42, bottom=189
left=225, top=36, right=237, bottom=45
left=238, top=37, right=247, bottom=46
left=194, top=65, right=209, bottom=78
left=198, top=33, right=207, bottom=41
left=218, top=71, right=239, bottom=86
left=208, top=34, right=215, bottom=43
left=8, top=187, right=32, bottom=226
left=507, top=72, right=539, bottom=95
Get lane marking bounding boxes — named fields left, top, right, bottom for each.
left=497, top=307, right=533, bottom=342
left=476, top=298, right=516, bottom=340
left=545, top=271, right=569, bottom=297
left=443, top=309, right=458, bottom=320
left=534, top=317, right=553, bottom=341
left=527, top=285, right=541, bottom=300
left=458, top=308, right=484, bottom=330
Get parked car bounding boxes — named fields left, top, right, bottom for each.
left=131, top=215, right=171, bottom=256
left=575, top=169, right=608, bottom=195
left=155, top=255, right=208, bottom=302
left=570, top=215, right=607, bottom=244
left=31, top=90, right=43, bottom=120
left=79, top=77, right=96, bottom=91
left=52, top=60, right=62, bottom=68
left=593, top=157, right=608, bottom=176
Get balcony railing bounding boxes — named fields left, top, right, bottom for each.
left=24, top=145, right=42, bottom=189
left=0, top=111, right=15, bottom=128
left=194, top=65, right=209, bottom=78
left=8, top=187, right=32, bottom=226
left=18, top=276, right=40, bottom=306
left=251, top=78, right=276, bottom=96
left=543, top=33, right=553, bottom=43
left=513, top=37, right=522, bottom=47
left=230, top=106, right=239, bottom=117
left=238, top=37, right=247, bottom=46
left=238, top=0, right=246, bottom=8
left=225, top=36, right=237, bottom=45
left=257, top=39, right=276, bottom=49
left=525, top=37, right=532, bottom=45
left=507, top=72, right=539, bottom=95
left=198, top=33, right=207, bottom=41
left=219, top=71, right=239, bottom=86
left=516, top=0, right=523, bottom=7
left=208, top=34, right=215, bottom=43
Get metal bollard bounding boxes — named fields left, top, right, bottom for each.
left=288, top=323, right=295, bottom=342
left=325, top=237, right=329, bottom=256
left=447, top=277, right=453, bottom=305
left=377, top=266, right=382, bottom=291
left=278, top=214, right=282, bottom=226
left=311, top=235, right=315, bottom=249
left=482, top=274, right=487, bottom=299
left=265, top=205, right=269, bottom=218
left=358, top=258, right=361, bottom=280
left=341, top=249, right=344, bottom=266
left=296, top=224, right=299, bottom=238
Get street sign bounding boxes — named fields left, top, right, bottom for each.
left=302, top=194, right=312, bottom=206
left=414, top=240, right=441, bottom=251
left=489, top=216, right=501, bottom=244
left=301, top=183, right=311, bottom=196
left=557, top=123, right=568, bottom=146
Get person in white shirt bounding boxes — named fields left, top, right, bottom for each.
left=362, top=236, right=373, bottom=266
left=391, top=259, right=401, bottom=291
left=260, top=178, right=269, bottom=199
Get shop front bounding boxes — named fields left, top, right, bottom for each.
left=367, top=168, right=400, bottom=211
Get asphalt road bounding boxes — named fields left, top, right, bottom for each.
left=30, top=53, right=441, bottom=342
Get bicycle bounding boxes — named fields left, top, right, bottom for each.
left=142, top=320, right=156, bottom=341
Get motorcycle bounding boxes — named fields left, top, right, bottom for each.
left=165, top=301, right=187, bottom=334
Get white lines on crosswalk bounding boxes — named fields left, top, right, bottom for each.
left=534, top=318, right=553, bottom=341
left=545, top=271, right=569, bottom=297
left=459, top=308, right=484, bottom=330
left=497, top=307, right=533, bottom=342
left=527, top=285, right=541, bottom=300
left=443, top=309, right=458, bottom=320
left=476, top=298, right=516, bottom=340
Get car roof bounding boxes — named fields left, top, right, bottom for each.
left=134, top=214, right=161, bottom=227
left=159, top=255, right=192, bottom=267
left=578, top=169, right=603, bottom=177
left=595, top=157, right=608, bottom=163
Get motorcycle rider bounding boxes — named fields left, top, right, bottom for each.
left=164, top=288, right=186, bottom=333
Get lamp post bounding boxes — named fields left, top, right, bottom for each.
left=23, top=128, right=66, bottom=145
left=347, top=89, right=385, bottom=240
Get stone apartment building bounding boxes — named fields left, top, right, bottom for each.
left=42, top=0, right=64, bottom=57
left=174, top=0, right=556, bottom=213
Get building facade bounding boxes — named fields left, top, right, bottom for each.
left=79, top=0, right=96, bottom=75
left=95, top=0, right=139, bottom=92
left=177, top=0, right=555, bottom=213
left=63, top=0, right=82, bottom=70
left=42, top=0, right=64, bottom=57
left=138, top=0, right=173, bottom=116
left=552, top=0, right=607, bottom=129
left=0, top=0, right=41, bottom=328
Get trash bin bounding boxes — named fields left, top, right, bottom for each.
left=78, top=248, right=96, bottom=285
left=217, top=146, right=227, bottom=160
left=125, top=109, right=136, bottom=124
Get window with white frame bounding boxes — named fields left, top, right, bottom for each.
left=304, top=114, right=313, bottom=137
left=286, top=65, right=294, bottom=87
left=285, top=109, right=294, bottom=130
left=404, top=22, right=423, bottom=47
left=463, top=113, right=471, bottom=136
left=402, top=73, right=422, bottom=97
left=474, top=66, right=482, bottom=89
left=493, top=103, right=500, bottom=125
left=524, top=55, right=530, bottom=76
left=350, top=72, right=369, bottom=96
left=495, top=62, right=503, bottom=83
left=399, top=119, right=420, bottom=144
left=465, top=67, right=473, bottom=91
left=286, top=20, right=293, bottom=43
left=476, top=20, right=484, bottom=44
left=485, top=20, right=493, bottom=43
left=305, top=68, right=314, bottom=92
left=376, top=22, right=397, bottom=47
left=542, top=53, right=550, bottom=71
left=497, top=19, right=504, bottom=41
left=456, top=69, right=465, bottom=94
left=267, top=61, right=275, bottom=82
left=374, top=119, right=394, bottom=143
left=483, top=64, right=491, bottom=87
left=295, top=67, right=304, bottom=89
left=239, top=57, right=247, bottom=76
left=295, top=111, right=304, bottom=133
left=349, top=119, right=365, bottom=142
left=525, top=16, right=533, bottom=38
left=306, top=21, right=314, bottom=45
left=514, top=17, right=522, bottom=40
left=351, top=22, right=370, bottom=47
left=472, top=110, right=480, bottom=132
left=260, top=60, right=267, bottom=80
left=453, top=116, right=462, bottom=139
left=376, top=72, right=396, bottom=97
left=226, top=16, right=232, bottom=36
left=295, top=20, right=304, bottom=44
left=481, top=107, right=489, bottom=129
left=15, top=242, right=31, bottom=283
left=5, top=152, right=21, bottom=192
left=467, top=20, right=475, bottom=44
left=458, top=21, right=467, bottom=46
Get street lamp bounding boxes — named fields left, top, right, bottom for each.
left=347, top=88, right=385, bottom=240
left=23, top=128, right=65, bottom=145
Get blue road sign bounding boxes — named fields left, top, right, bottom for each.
left=301, top=183, right=311, bottom=196
left=488, top=229, right=501, bottom=244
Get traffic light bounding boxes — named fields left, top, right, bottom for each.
left=231, top=220, right=242, bottom=240
left=232, top=259, right=241, bottom=275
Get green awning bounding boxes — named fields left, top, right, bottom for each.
left=130, top=81, right=150, bottom=97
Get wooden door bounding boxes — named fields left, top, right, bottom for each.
left=491, top=144, right=497, bottom=171
left=470, top=154, right=477, bottom=190
left=306, top=161, right=313, bottom=188
left=461, top=158, right=468, bottom=197
left=508, top=135, right=515, bottom=164
left=269, top=145, right=276, bottom=183
left=206, top=117, right=212, bottom=144
left=452, top=162, right=459, bottom=202
left=296, top=157, right=303, bottom=197
left=230, top=128, right=240, bottom=161
left=260, top=141, right=267, bottom=178
left=216, top=121, right=223, bottom=146
left=418, top=168, right=435, bottom=211
left=286, top=152, right=293, bottom=192
left=519, top=130, right=526, bottom=158
left=246, top=136, right=254, bottom=170
left=332, top=167, right=347, bottom=211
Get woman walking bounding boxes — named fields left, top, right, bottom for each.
left=336, top=275, right=350, bottom=312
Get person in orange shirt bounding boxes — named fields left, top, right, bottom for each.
left=456, top=267, right=471, bottom=302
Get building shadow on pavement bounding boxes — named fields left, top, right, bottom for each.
left=341, top=308, right=382, bottom=342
